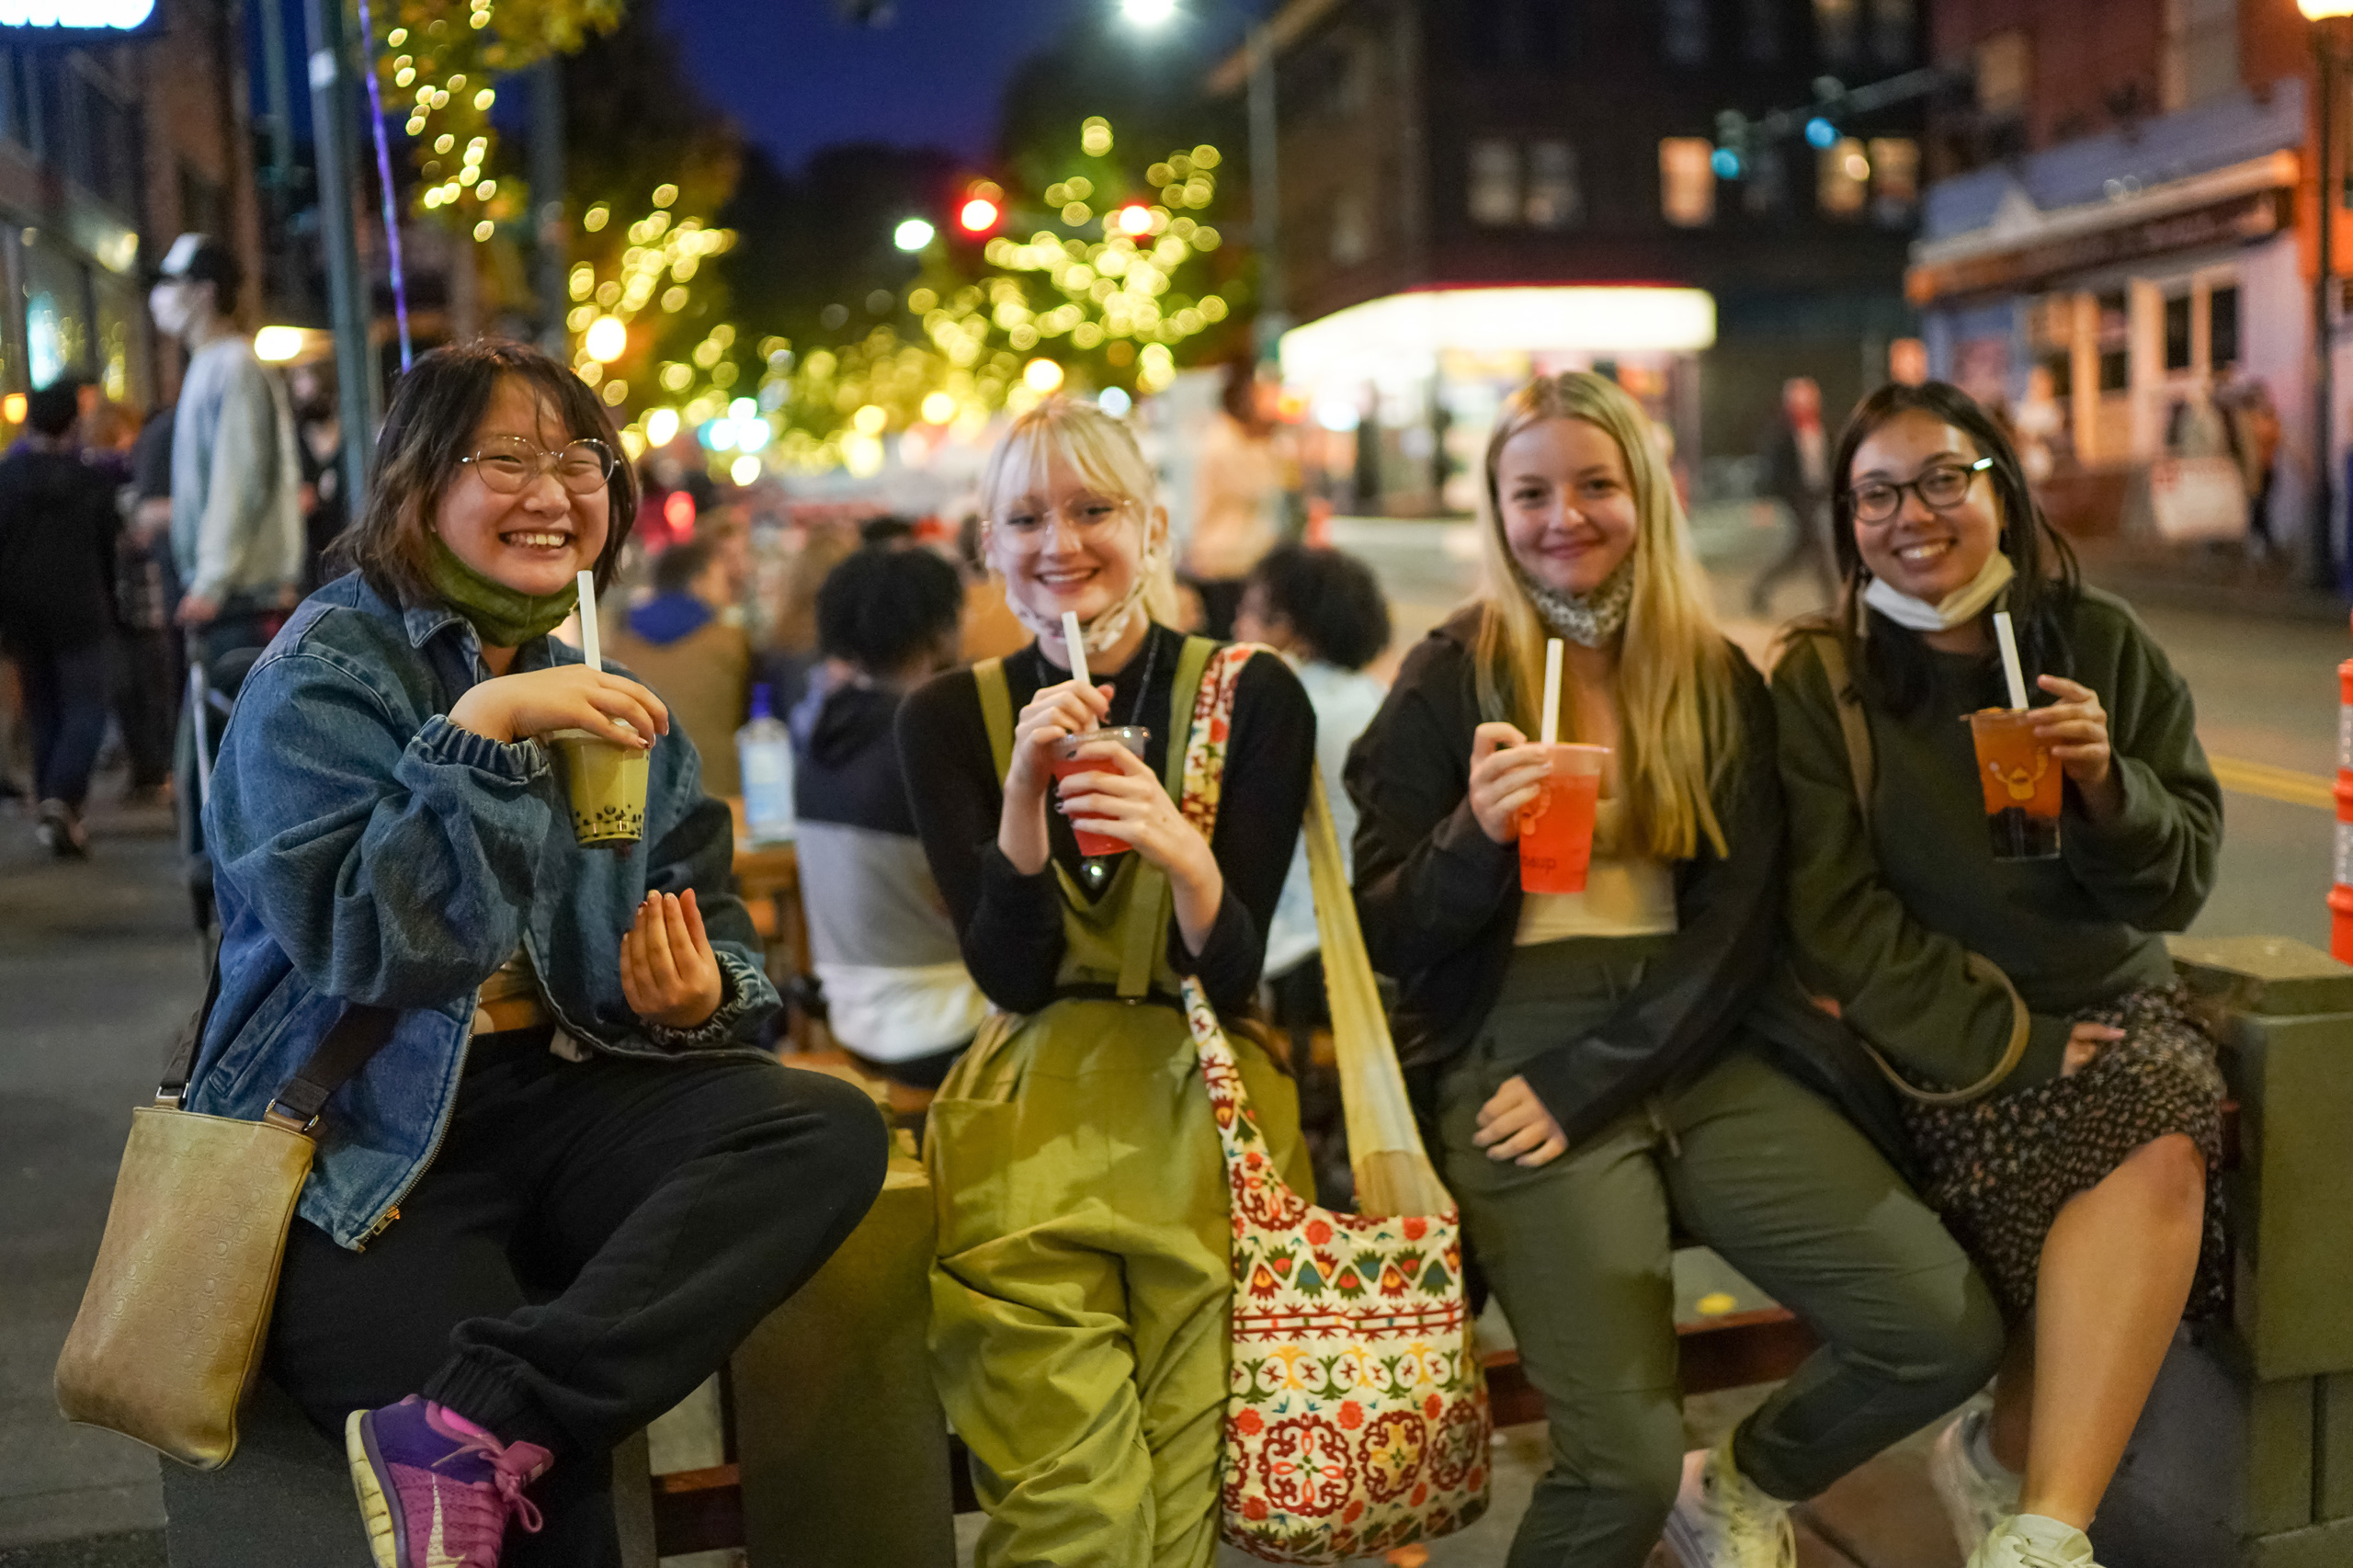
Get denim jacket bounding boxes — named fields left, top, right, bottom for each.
left=191, top=573, right=779, bottom=1249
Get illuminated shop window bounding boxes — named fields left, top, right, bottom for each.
left=1817, top=136, right=1870, bottom=219
left=1469, top=139, right=1520, bottom=226
left=1659, top=138, right=1717, bottom=227
left=1525, top=142, right=1581, bottom=229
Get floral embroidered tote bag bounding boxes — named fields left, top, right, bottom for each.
left=1175, top=644, right=1491, bottom=1565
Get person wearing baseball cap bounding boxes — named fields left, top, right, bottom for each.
left=149, top=231, right=303, bottom=660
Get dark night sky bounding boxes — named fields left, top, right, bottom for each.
left=666, top=0, right=1108, bottom=171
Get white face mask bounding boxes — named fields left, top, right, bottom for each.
left=1863, top=551, right=2017, bottom=632
left=149, top=282, right=190, bottom=337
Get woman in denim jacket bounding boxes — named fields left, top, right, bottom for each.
left=190, top=341, right=887, bottom=1567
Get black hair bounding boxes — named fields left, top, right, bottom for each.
left=1813, top=380, right=2080, bottom=720
left=858, top=514, right=918, bottom=548
left=1245, top=542, right=1392, bottom=671
left=26, top=381, right=81, bottom=437
left=333, top=340, right=639, bottom=605
left=816, top=545, right=963, bottom=675
left=653, top=537, right=719, bottom=597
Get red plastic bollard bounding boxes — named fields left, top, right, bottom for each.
left=2336, top=644, right=2353, bottom=962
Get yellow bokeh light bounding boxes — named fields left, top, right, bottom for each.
left=644, top=407, right=681, bottom=446
left=653, top=184, right=679, bottom=209
left=602, top=381, right=628, bottom=406
left=731, top=455, right=762, bottom=485
left=472, top=220, right=494, bottom=242
left=583, top=205, right=609, bottom=233
left=1023, top=358, right=1066, bottom=393
left=852, top=403, right=889, bottom=436
left=585, top=316, right=628, bottom=362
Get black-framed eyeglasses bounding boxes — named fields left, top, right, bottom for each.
left=1848, top=457, right=1995, bottom=525
left=461, top=435, right=617, bottom=496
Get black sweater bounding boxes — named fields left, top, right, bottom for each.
left=1347, top=606, right=1796, bottom=1143
left=0, top=443, right=119, bottom=653
left=896, top=625, right=1315, bottom=1016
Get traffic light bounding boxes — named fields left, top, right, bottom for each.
left=958, top=180, right=1004, bottom=236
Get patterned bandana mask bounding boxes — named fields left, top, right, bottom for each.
left=1510, top=552, right=1636, bottom=648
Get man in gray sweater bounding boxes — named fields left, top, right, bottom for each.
left=149, top=233, right=302, bottom=664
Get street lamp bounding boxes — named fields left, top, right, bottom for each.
left=1118, top=0, right=1285, bottom=358
left=2303, top=0, right=2353, bottom=591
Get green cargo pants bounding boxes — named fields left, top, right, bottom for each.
left=1439, top=937, right=2004, bottom=1568
left=928, top=998, right=1310, bottom=1568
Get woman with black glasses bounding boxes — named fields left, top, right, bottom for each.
left=188, top=341, right=886, bottom=1567
left=1772, top=381, right=2224, bottom=1568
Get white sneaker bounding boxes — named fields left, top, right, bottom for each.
left=1966, top=1513, right=2099, bottom=1568
left=1663, top=1437, right=1795, bottom=1568
left=1928, top=1405, right=2021, bottom=1557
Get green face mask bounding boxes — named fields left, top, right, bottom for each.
left=424, top=532, right=582, bottom=648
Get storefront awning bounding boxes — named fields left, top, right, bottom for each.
left=1279, top=286, right=1718, bottom=387
left=1905, top=151, right=2298, bottom=306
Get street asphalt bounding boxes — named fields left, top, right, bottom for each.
left=1, top=517, right=2342, bottom=1565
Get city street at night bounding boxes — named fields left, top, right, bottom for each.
left=7, top=0, right=2353, bottom=1565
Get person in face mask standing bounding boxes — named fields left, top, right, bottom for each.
left=148, top=233, right=304, bottom=663
left=1773, top=381, right=2226, bottom=1568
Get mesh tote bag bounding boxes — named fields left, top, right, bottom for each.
left=1174, top=644, right=1491, bottom=1564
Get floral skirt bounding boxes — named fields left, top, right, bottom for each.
left=1901, top=984, right=2229, bottom=1323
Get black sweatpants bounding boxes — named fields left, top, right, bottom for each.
left=267, top=1036, right=890, bottom=1564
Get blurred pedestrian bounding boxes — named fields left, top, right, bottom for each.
left=790, top=544, right=986, bottom=1103
left=114, top=405, right=181, bottom=803
left=900, top=397, right=1313, bottom=1568
left=604, top=536, right=751, bottom=797
left=1233, top=541, right=1390, bottom=1199
left=1776, top=381, right=2225, bottom=1568
left=1182, top=358, right=1284, bottom=638
left=149, top=233, right=303, bottom=662
left=291, top=361, right=348, bottom=589
left=1748, top=375, right=1837, bottom=618
left=1350, top=370, right=2002, bottom=1568
left=2217, top=374, right=2280, bottom=565
left=0, top=381, right=126, bottom=856
left=194, top=341, right=885, bottom=1567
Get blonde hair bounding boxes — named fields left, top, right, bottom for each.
left=977, top=397, right=1181, bottom=626
left=1475, top=371, right=1739, bottom=860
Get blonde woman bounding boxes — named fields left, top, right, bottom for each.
left=897, top=397, right=1315, bottom=1568
left=1347, top=372, right=2003, bottom=1568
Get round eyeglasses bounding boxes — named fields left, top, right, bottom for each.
left=461, top=436, right=618, bottom=496
left=1848, top=457, right=1994, bottom=525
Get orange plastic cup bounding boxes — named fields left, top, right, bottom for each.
left=1518, top=744, right=1610, bottom=893
left=1052, top=726, right=1150, bottom=858
left=1968, top=709, right=2062, bottom=860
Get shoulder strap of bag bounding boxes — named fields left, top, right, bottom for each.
left=1807, top=630, right=2032, bottom=1107
left=972, top=657, right=1013, bottom=780
left=158, top=942, right=408, bottom=1131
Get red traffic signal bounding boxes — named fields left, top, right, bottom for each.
left=959, top=180, right=1005, bottom=235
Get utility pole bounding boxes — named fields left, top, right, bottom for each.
left=531, top=58, right=568, bottom=360
left=302, top=0, right=378, bottom=513
left=2317, top=25, right=2341, bottom=593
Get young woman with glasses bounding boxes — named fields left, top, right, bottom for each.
left=1772, top=381, right=2225, bottom=1568
left=895, top=396, right=1315, bottom=1568
left=186, top=341, right=887, bottom=1567
left=1348, top=371, right=2003, bottom=1568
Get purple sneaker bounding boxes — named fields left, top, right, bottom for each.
left=345, top=1395, right=550, bottom=1568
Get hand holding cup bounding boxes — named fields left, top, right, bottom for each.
left=1468, top=722, right=1552, bottom=844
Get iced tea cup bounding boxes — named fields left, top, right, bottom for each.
left=1967, top=709, right=2062, bottom=860
left=1052, top=726, right=1150, bottom=858
left=1518, top=743, right=1610, bottom=894
left=549, top=725, right=651, bottom=849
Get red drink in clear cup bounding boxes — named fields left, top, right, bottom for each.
left=1518, top=743, right=1609, bottom=893
left=1052, top=726, right=1150, bottom=858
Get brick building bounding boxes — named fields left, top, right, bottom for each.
left=1909, top=0, right=2323, bottom=565
left=0, top=0, right=263, bottom=419
left=1236, top=0, right=1935, bottom=515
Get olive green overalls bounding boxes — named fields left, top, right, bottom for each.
left=926, top=638, right=1312, bottom=1568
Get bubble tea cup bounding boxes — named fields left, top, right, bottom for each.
left=550, top=723, right=651, bottom=849
left=1518, top=744, right=1611, bottom=893
left=1052, top=727, right=1150, bottom=858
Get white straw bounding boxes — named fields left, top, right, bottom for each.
left=1993, top=610, right=2029, bottom=710
left=1061, top=611, right=1089, bottom=689
left=1539, top=638, right=1563, bottom=746
left=576, top=569, right=602, bottom=675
